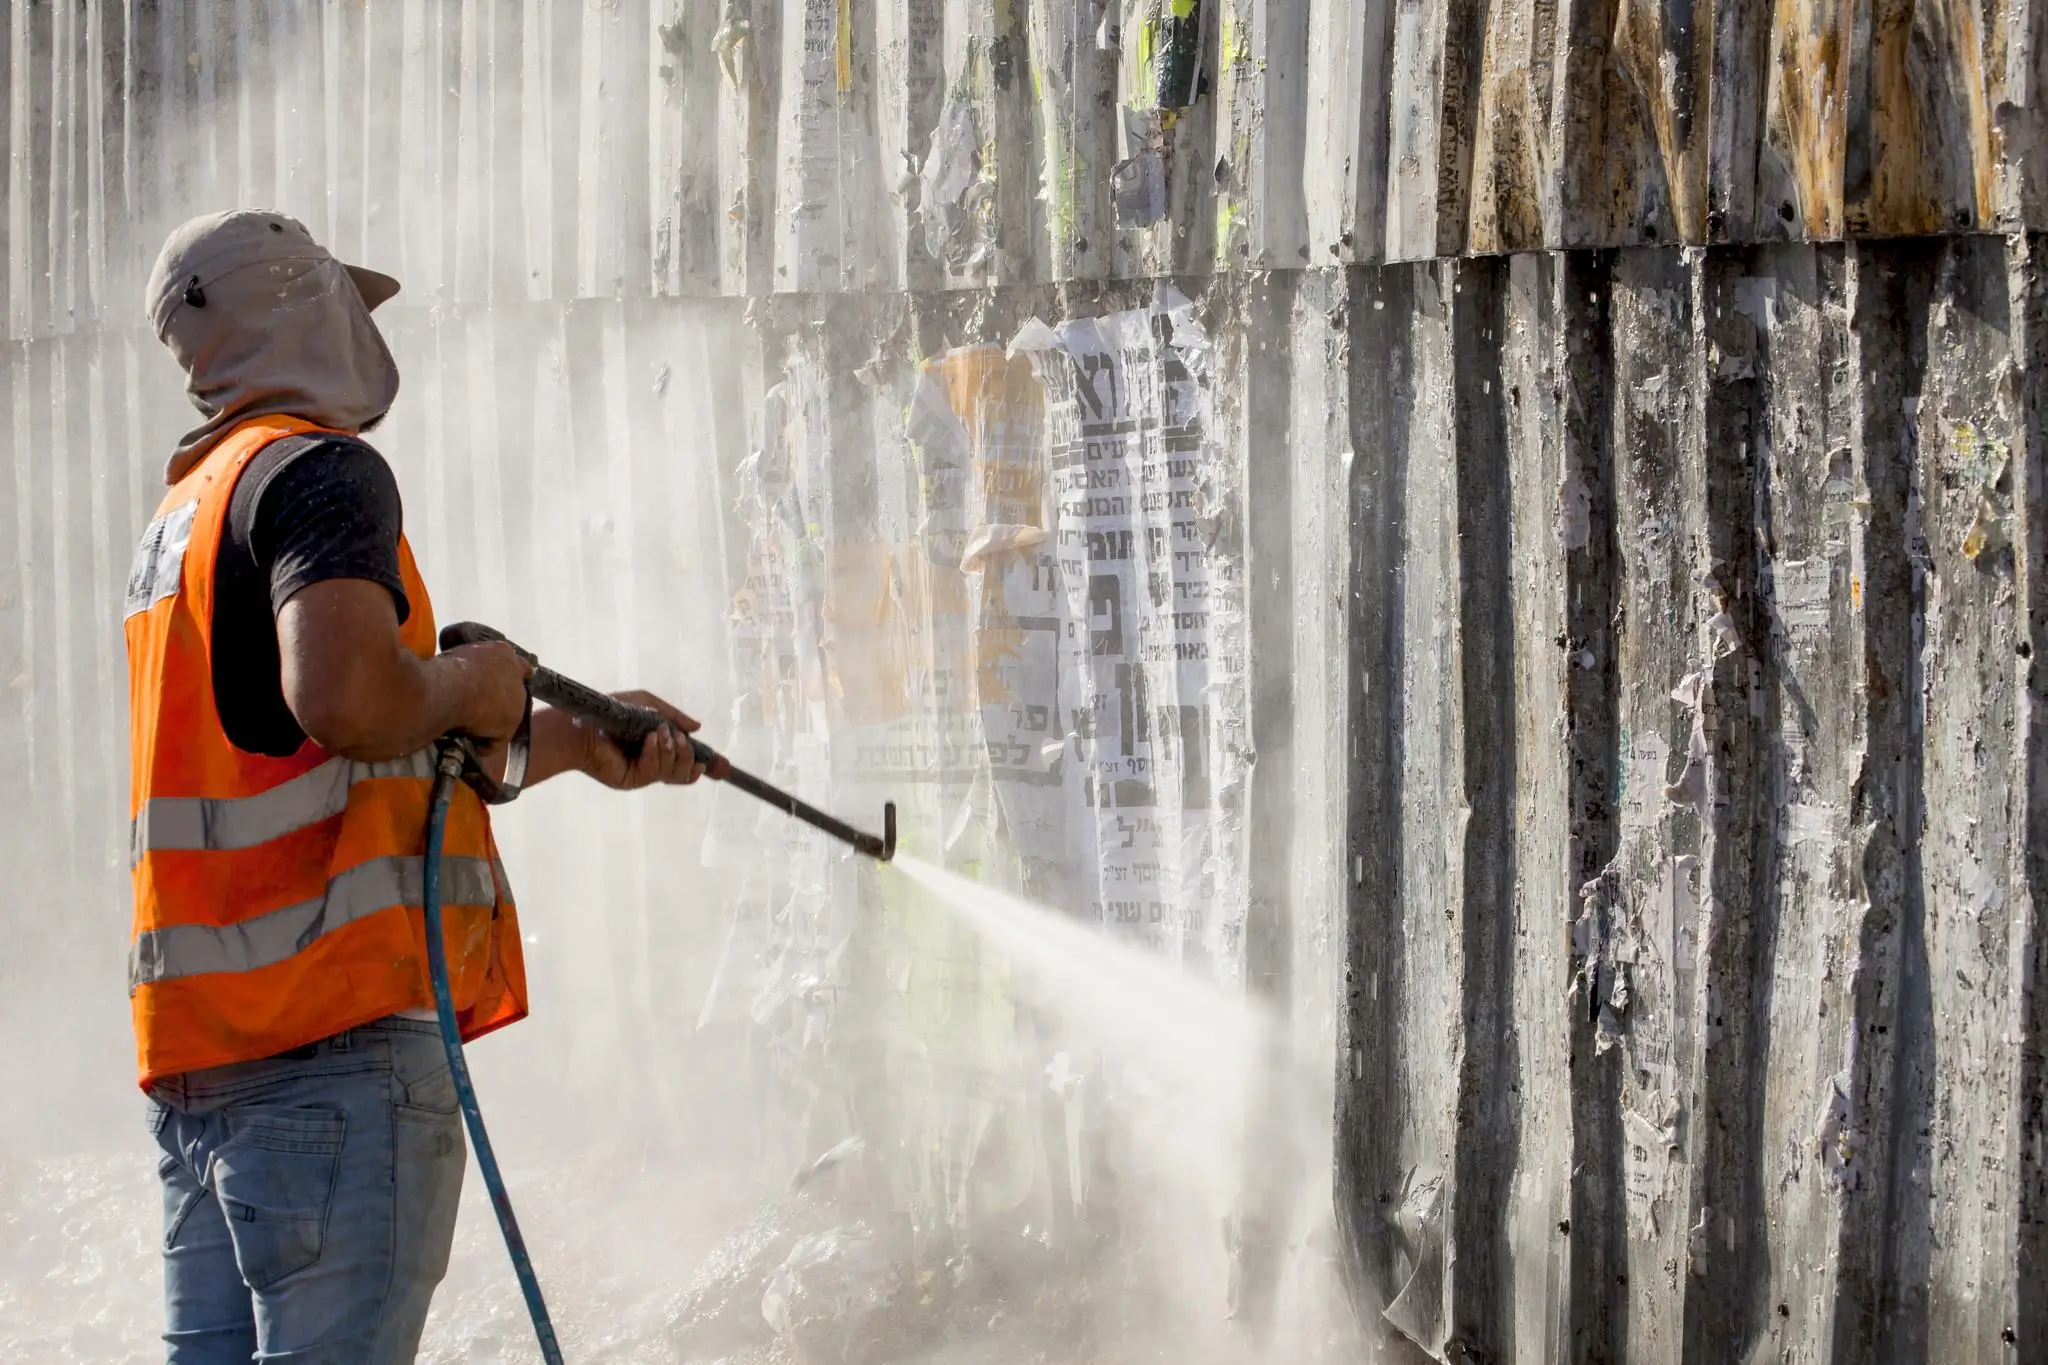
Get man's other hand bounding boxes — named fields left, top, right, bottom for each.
left=580, top=691, right=707, bottom=790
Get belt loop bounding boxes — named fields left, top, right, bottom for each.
left=333, top=1028, right=353, bottom=1053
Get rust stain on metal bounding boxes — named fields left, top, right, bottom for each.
left=836, top=0, right=854, bottom=93
left=1470, top=71, right=1548, bottom=252
left=1764, top=0, right=2007, bottom=239
left=1858, top=0, right=1951, bottom=234
left=1605, top=0, right=1705, bottom=242
left=1466, top=0, right=1557, bottom=253
left=1941, top=0, right=1997, bottom=224
left=1766, top=0, right=1848, bottom=237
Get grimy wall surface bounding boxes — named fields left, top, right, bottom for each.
left=4, top=3, right=2046, bottom=1365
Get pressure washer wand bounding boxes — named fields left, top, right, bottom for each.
left=440, top=622, right=896, bottom=861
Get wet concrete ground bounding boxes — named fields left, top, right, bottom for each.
left=1, top=1149, right=1313, bottom=1365
left=0, top=1147, right=752, bottom=1364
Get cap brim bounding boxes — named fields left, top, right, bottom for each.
left=344, top=264, right=401, bottom=311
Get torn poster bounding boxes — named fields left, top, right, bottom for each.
left=1011, top=287, right=1249, bottom=976
left=906, top=346, right=1066, bottom=891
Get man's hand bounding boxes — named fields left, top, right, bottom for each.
left=513, top=690, right=713, bottom=791
left=439, top=641, right=535, bottom=742
left=579, top=691, right=707, bottom=789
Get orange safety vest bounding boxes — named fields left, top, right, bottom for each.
left=123, top=415, right=527, bottom=1088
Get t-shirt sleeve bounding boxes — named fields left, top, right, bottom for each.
left=246, top=438, right=411, bottom=622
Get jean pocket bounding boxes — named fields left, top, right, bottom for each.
left=211, top=1106, right=347, bottom=1290
left=390, top=1037, right=460, bottom=1117
left=396, top=1064, right=459, bottom=1117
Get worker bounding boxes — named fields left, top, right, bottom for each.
left=125, top=209, right=705, bottom=1363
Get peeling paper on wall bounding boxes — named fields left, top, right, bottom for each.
left=1661, top=673, right=1709, bottom=811
left=1113, top=107, right=1171, bottom=228
left=1774, top=557, right=1832, bottom=638
left=711, top=379, right=833, bottom=877
left=1380, top=1165, right=1447, bottom=1351
left=1573, top=871, right=1624, bottom=1050
left=1619, top=729, right=1668, bottom=831
left=1623, top=1106, right=1680, bottom=1236
left=1659, top=855, right=1699, bottom=974
left=923, top=99, right=995, bottom=268
left=771, top=312, right=1246, bottom=1249
left=907, top=346, right=1067, bottom=888
left=1556, top=454, right=1592, bottom=552
left=1706, top=610, right=1744, bottom=658
left=1951, top=424, right=2011, bottom=566
left=1814, top=1070, right=1860, bottom=1191
left=1009, top=287, right=1249, bottom=968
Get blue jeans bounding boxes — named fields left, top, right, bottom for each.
left=146, top=1017, right=467, bottom=1363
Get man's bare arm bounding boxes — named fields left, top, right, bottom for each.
left=279, top=578, right=532, bottom=761
left=281, top=579, right=707, bottom=792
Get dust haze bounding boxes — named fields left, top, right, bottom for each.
left=0, top=11, right=1355, bottom=1365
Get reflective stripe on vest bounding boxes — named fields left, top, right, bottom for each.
left=128, top=853, right=503, bottom=992
left=129, top=751, right=438, bottom=866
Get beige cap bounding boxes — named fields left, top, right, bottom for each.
left=145, top=209, right=399, bottom=338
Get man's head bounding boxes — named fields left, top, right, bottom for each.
left=146, top=210, right=404, bottom=482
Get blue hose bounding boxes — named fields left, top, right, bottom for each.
left=425, top=745, right=566, bottom=1365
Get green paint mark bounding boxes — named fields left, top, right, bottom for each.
left=1219, top=5, right=1250, bottom=64
left=1134, top=13, right=1161, bottom=103
left=1215, top=199, right=1243, bottom=266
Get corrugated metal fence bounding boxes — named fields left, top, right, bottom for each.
left=3, top=3, right=2044, bottom=1363
left=10, top=0, right=2048, bottom=323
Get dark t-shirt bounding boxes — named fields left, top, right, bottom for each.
left=214, top=435, right=410, bottom=756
